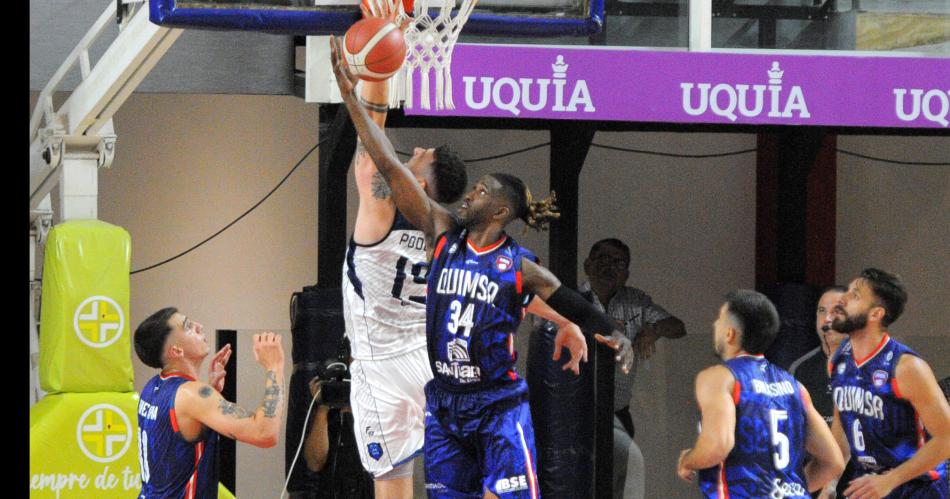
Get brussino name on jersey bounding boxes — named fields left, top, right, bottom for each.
left=833, top=385, right=885, bottom=420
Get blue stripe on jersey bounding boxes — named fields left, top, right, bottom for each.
left=426, top=228, right=536, bottom=393
left=138, top=374, right=219, bottom=499
left=698, top=355, right=809, bottom=499
left=830, top=335, right=948, bottom=484
left=346, top=239, right=364, bottom=299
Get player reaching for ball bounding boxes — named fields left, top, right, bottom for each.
left=331, top=30, right=635, bottom=498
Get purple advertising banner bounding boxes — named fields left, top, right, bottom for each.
left=404, top=44, right=950, bottom=128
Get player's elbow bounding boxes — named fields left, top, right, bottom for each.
left=708, top=432, right=734, bottom=461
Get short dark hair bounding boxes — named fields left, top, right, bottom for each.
left=725, top=290, right=780, bottom=355
left=430, top=145, right=467, bottom=203
left=490, top=172, right=528, bottom=220
left=822, top=285, right=848, bottom=294
left=859, top=268, right=907, bottom=327
left=589, top=238, right=631, bottom=268
left=134, top=307, right=178, bottom=369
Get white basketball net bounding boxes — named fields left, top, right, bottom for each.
left=389, top=0, right=479, bottom=110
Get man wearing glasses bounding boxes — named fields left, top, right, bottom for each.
left=580, top=238, right=686, bottom=499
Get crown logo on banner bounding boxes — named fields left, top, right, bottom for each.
left=768, top=61, right=784, bottom=85
left=552, top=55, right=569, bottom=79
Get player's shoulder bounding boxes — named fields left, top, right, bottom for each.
left=697, top=364, right=735, bottom=385
left=174, top=381, right=219, bottom=412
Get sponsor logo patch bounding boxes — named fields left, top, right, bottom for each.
left=495, top=475, right=529, bottom=493
left=837, top=363, right=846, bottom=375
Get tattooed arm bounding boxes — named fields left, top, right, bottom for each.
left=176, top=332, right=286, bottom=448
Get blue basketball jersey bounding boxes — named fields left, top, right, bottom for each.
left=698, top=354, right=809, bottom=499
left=138, top=374, right=219, bottom=499
left=426, top=228, right=536, bottom=392
left=829, top=334, right=947, bottom=485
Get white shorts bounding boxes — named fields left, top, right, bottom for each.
left=350, top=346, right=433, bottom=477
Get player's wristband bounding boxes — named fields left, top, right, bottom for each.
left=545, top=286, right=617, bottom=336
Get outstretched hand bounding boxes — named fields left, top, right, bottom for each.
left=360, top=0, right=412, bottom=31
left=553, top=323, right=588, bottom=375
left=329, top=36, right=360, bottom=99
left=594, top=330, right=635, bottom=373
left=208, top=343, right=232, bottom=392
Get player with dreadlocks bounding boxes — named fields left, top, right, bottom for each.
left=331, top=36, right=634, bottom=498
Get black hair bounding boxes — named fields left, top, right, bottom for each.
left=822, top=285, right=848, bottom=294
left=489, top=172, right=559, bottom=231
left=134, top=307, right=178, bottom=369
left=430, top=145, right=468, bottom=203
left=859, top=268, right=907, bottom=327
left=724, top=290, right=780, bottom=355
left=589, top=238, right=631, bottom=268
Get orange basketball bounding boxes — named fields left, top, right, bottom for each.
left=343, top=18, right=407, bottom=82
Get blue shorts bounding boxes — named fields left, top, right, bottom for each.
left=423, top=380, right=540, bottom=499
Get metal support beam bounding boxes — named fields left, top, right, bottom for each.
left=316, top=104, right=357, bottom=287
left=58, top=156, right=100, bottom=221
left=690, top=0, right=712, bottom=51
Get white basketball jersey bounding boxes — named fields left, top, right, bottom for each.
left=343, top=211, right=428, bottom=360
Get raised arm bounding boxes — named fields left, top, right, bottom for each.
left=845, top=354, right=950, bottom=498
left=800, top=384, right=845, bottom=492
left=526, top=296, right=588, bottom=375
left=330, top=36, right=453, bottom=241
left=677, top=366, right=737, bottom=481
left=176, top=333, right=285, bottom=448
left=351, top=3, right=406, bottom=242
left=520, top=257, right=634, bottom=372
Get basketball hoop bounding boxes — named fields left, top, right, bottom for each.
left=391, top=0, right=478, bottom=110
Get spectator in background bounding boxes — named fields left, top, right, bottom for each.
left=579, top=238, right=687, bottom=499
left=789, top=285, right=848, bottom=424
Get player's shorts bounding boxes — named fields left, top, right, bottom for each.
left=883, top=476, right=948, bottom=499
left=423, top=380, right=540, bottom=499
left=349, top=346, right=433, bottom=478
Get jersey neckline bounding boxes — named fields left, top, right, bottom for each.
left=466, top=235, right=508, bottom=256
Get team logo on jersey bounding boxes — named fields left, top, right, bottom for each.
left=447, top=338, right=471, bottom=362
left=837, top=363, right=846, bottom=374
left=367, top=442, right=383, bottom=460
left=872, top=370, right=889, bottom=388
left=448, top=243, right=458, bottom=254
left=885, top=351, right=894, bottom=362
left=495, top=255, right=513, bottom=272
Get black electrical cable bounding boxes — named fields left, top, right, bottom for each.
left=395, top=141, right=552, bottom=163
left=130, top=138, right=327, bottom=275
left=591, top=143, right=758, bottom=158
left=835, top=148, right=950, bottom=166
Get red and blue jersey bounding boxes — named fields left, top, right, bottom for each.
left=426, top=228, right=536, bottom=393
left=829, top=334, right=947, bottom=486
left=698, top=354, right=809, bottom=499
left=138, top=373, right=219, bottom=499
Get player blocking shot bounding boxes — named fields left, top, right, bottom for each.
left=330, top=35, right=635, bottom=499
left=677, top=290, right=845, bottom=498
left=339, top=2, right=470, bottom=497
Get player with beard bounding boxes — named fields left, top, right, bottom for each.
left=829, top=268, right=950, bottom=499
